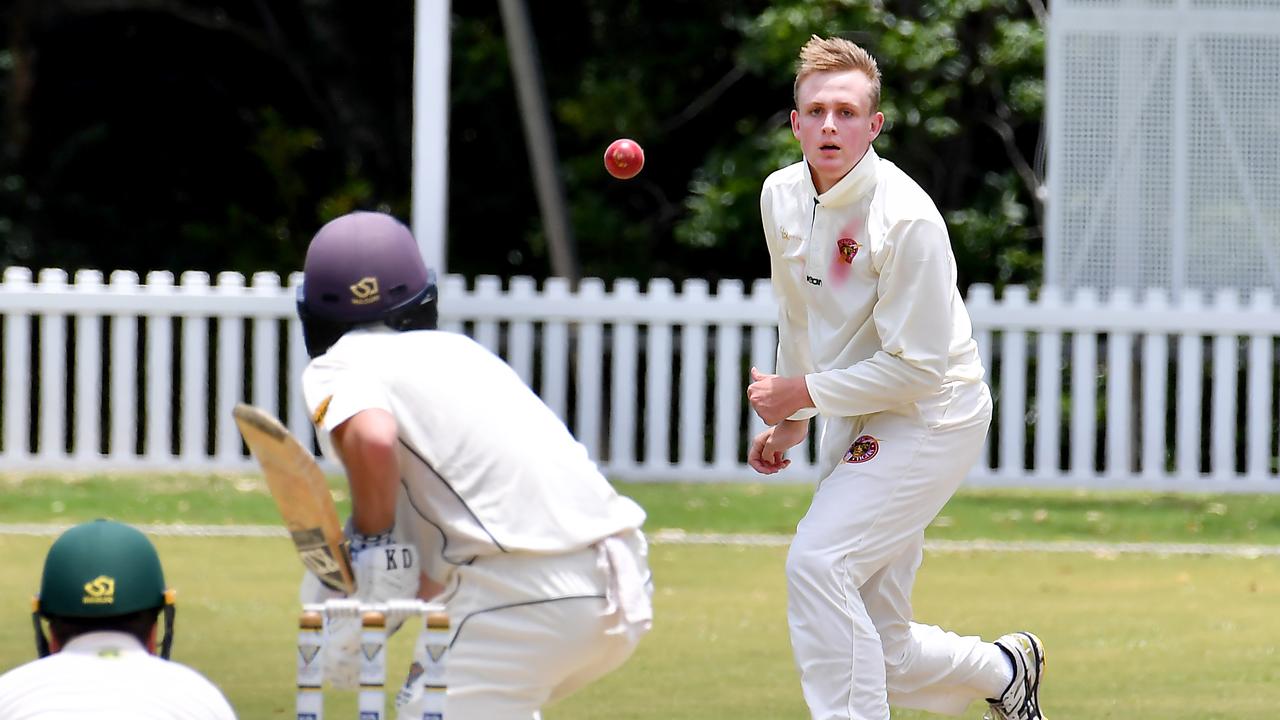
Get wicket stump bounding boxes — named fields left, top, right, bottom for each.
left=296, top=600, right=449, bottom=720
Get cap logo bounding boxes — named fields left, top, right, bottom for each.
left=82, top=575, right=116, bottom=605
left=349, top=277, right=381, bottom=305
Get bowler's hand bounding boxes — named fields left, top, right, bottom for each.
left=747, top=367, right=813, bottom=426
left=747, top=420, right=808, bottom=475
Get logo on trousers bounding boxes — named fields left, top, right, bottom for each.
left=843, top=435, right=879, bottom=463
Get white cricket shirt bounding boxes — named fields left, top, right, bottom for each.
left=0, top=631, right=237, bottom=719
left=303, top=328, right=647, bottom=570
left=761, top=148, right=987, bottom=474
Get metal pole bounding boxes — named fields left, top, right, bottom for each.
left=412, top=0, right=451, bottom=275
left=497, top=0, right=580, bottom=282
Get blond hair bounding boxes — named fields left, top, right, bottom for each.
left=793, top=35, right=881, bottom=111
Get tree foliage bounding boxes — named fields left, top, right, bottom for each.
left=675, top=0, right=1046, bottom=289
left=0, top=0, right=1045, bottom=290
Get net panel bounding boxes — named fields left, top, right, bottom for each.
left=1047, top=2, right=1280, bottom=297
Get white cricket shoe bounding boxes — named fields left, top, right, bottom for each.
left=985, top=631, right=1046, bottom=720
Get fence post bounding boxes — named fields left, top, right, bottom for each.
left=37, top=269, right=69, bottom=462
left=250, top=272, right=283, bottom=415
left=747, top=278, right=777, bottom=461
left=1246, top=289, right=1274, bottom=482
left=144, top=272, right=175, bottom=464
left=1174, top=292, right=1204, bottom=479
left=608, top=279, right=640, bottom=474
left=73, top=270, right=105, bottom=461
left=1105, top=287, right=1136, bottom=480
left=575, top=278, right=605, bottom=462
left=968, top=283, right=996, bottom=475
left=1034, top=286, right=1064, bottom=479
left=541, top=277, right=570, bottom=421
left=998, top=286, right=1029, bottom=478
left=215, top=272, right=246, bottom=466
left=507, top=277, right=536, bottom=385
left=472, top=276, right=502, bottom=355
left=1210, top=288, right=1240, bottom=481
left=713, top=280, right=745, bottom=473
left=3, top=267, right=34, bottom=462
left=438, top=274, right=467, bottom=335
left=1139, top=288, right=1171, bottom=481
left=643, top=279, right=674, bottom=469
left=179, top=272, right=211, bottom=464
left=108, top=271, right=140, bottom=462
left=1069, top=287, right=1099, bottom=480
left=677, top=279, right=709, bottom=472
left=286, top=271, right=311, bottom=446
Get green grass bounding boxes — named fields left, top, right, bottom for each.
left=7, top=473, right=1280, bottom=544
left=4, top=476, right=1280, bottom=718
left=1, top=536, right=1278, bottom=719
left=0, top=472, right=311, bottom=525
left=626, top=482, right=1280, bottom=544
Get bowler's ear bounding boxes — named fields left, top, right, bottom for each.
left=870, top=112, right=885, bottom=140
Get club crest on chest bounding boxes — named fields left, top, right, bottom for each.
left=837, top=237, right=859, bottom=264
left=843, top=435, right=879, bottom=463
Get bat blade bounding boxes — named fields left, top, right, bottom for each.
left=233, top=403, right=356, bottom=594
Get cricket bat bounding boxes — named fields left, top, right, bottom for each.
left=233, top=403, right=356, bottom=594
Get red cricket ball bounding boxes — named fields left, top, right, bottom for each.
left=604, top=138, right=645, bottom=180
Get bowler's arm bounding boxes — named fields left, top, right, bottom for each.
left=805, top=219, right=954, bottom=417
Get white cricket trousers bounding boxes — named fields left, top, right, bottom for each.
left=432, top=529, right=652, bottom=720
left=786, top=382, right=1009, bottom=720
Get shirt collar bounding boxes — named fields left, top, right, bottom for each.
left=804, top=146, right=880, bottom=208
left=62, top=630, right=147, bottom=655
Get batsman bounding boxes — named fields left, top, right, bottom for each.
left=293, top=211, right=653, bottom=719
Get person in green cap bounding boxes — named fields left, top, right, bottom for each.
left=0, top=519, right=236, bottom=719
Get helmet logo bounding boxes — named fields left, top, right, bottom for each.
left=349, top=277, right=381, bottom=305
left=82, top=575, right=116, bottom=605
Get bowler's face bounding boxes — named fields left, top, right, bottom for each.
left=791, top=70, right=884, bottom=194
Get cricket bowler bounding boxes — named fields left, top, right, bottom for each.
left=746, top=36, right=1046, bottom=720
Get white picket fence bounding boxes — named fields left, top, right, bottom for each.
left=3, top=267, right=1280, bottom=491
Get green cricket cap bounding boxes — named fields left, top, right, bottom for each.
left=37, top=519, right=168, bottom=618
